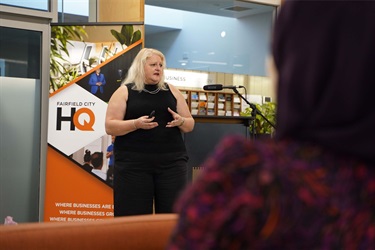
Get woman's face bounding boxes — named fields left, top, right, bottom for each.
left=144, top=54, right=163, bottom=84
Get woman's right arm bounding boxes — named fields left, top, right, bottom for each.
left=105, top=85, right=138, bottom=136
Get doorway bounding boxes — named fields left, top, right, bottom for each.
left=0, top=13, right=50, bottom=223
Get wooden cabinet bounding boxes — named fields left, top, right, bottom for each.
left=179, top=89, right=242, bottom=116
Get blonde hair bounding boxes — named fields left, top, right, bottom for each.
left=122, top=48, right=167, bottom=91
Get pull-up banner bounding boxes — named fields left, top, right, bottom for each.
left=44, top=24, right=142, bottom=222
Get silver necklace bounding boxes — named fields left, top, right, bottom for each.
left=142, top=88, right=161, bottom=94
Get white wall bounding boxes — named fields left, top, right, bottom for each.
left=145, top=5, right=275, bottom=76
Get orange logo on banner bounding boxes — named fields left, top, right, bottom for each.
left=73, top=108, right=95, bottom=131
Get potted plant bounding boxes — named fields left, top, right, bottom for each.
left=241, top=102, right=277, bottom=138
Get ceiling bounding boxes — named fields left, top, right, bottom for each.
left=145, top=0, right=276, bottom=19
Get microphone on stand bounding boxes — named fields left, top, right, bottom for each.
left=203, top=84, right=244, bottom=91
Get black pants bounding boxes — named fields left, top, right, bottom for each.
left=113, top=151, right=188, bottom=216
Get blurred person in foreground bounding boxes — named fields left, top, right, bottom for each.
left=167, top=1, right=375, bottom=249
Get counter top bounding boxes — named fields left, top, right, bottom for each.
left=193, top=115, right=253, bottom=126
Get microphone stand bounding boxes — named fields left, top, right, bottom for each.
left=231, top=88, right=275, bottom=139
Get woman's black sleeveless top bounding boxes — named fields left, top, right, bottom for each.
left=114, top=83, right=186, bottom=154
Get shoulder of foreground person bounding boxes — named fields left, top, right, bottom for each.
left=168, top=135, right=375, bottom=249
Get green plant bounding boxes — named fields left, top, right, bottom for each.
left=102, top=43, right=116, bottom=58
left=110, top=25, right=141, bottom=49
left=241, top=102, right=277, bottom=135
left=88, top=57, right=99, bottom=67
left=50, top=25, right=87, bottom=92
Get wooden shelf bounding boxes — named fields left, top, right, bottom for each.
left=179, top=88, right=242, bottom=117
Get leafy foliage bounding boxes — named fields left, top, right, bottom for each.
left=50, top=26, right=87, bottom=92
left=241, top=102, right=277, bottom=135
left=110, top=25, right=141, bottom=48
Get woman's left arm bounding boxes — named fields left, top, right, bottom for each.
left=168, top=84, right=195, bottom=133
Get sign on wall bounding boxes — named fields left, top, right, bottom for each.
left=164, top=69, right=214, bottom=88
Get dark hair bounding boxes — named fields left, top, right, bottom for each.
left=91, top=152, right=103, bottom=169
left=84, top=149, right=91, bottom=162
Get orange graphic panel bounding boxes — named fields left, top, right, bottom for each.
left=44, top=146, right=113, bottom=222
